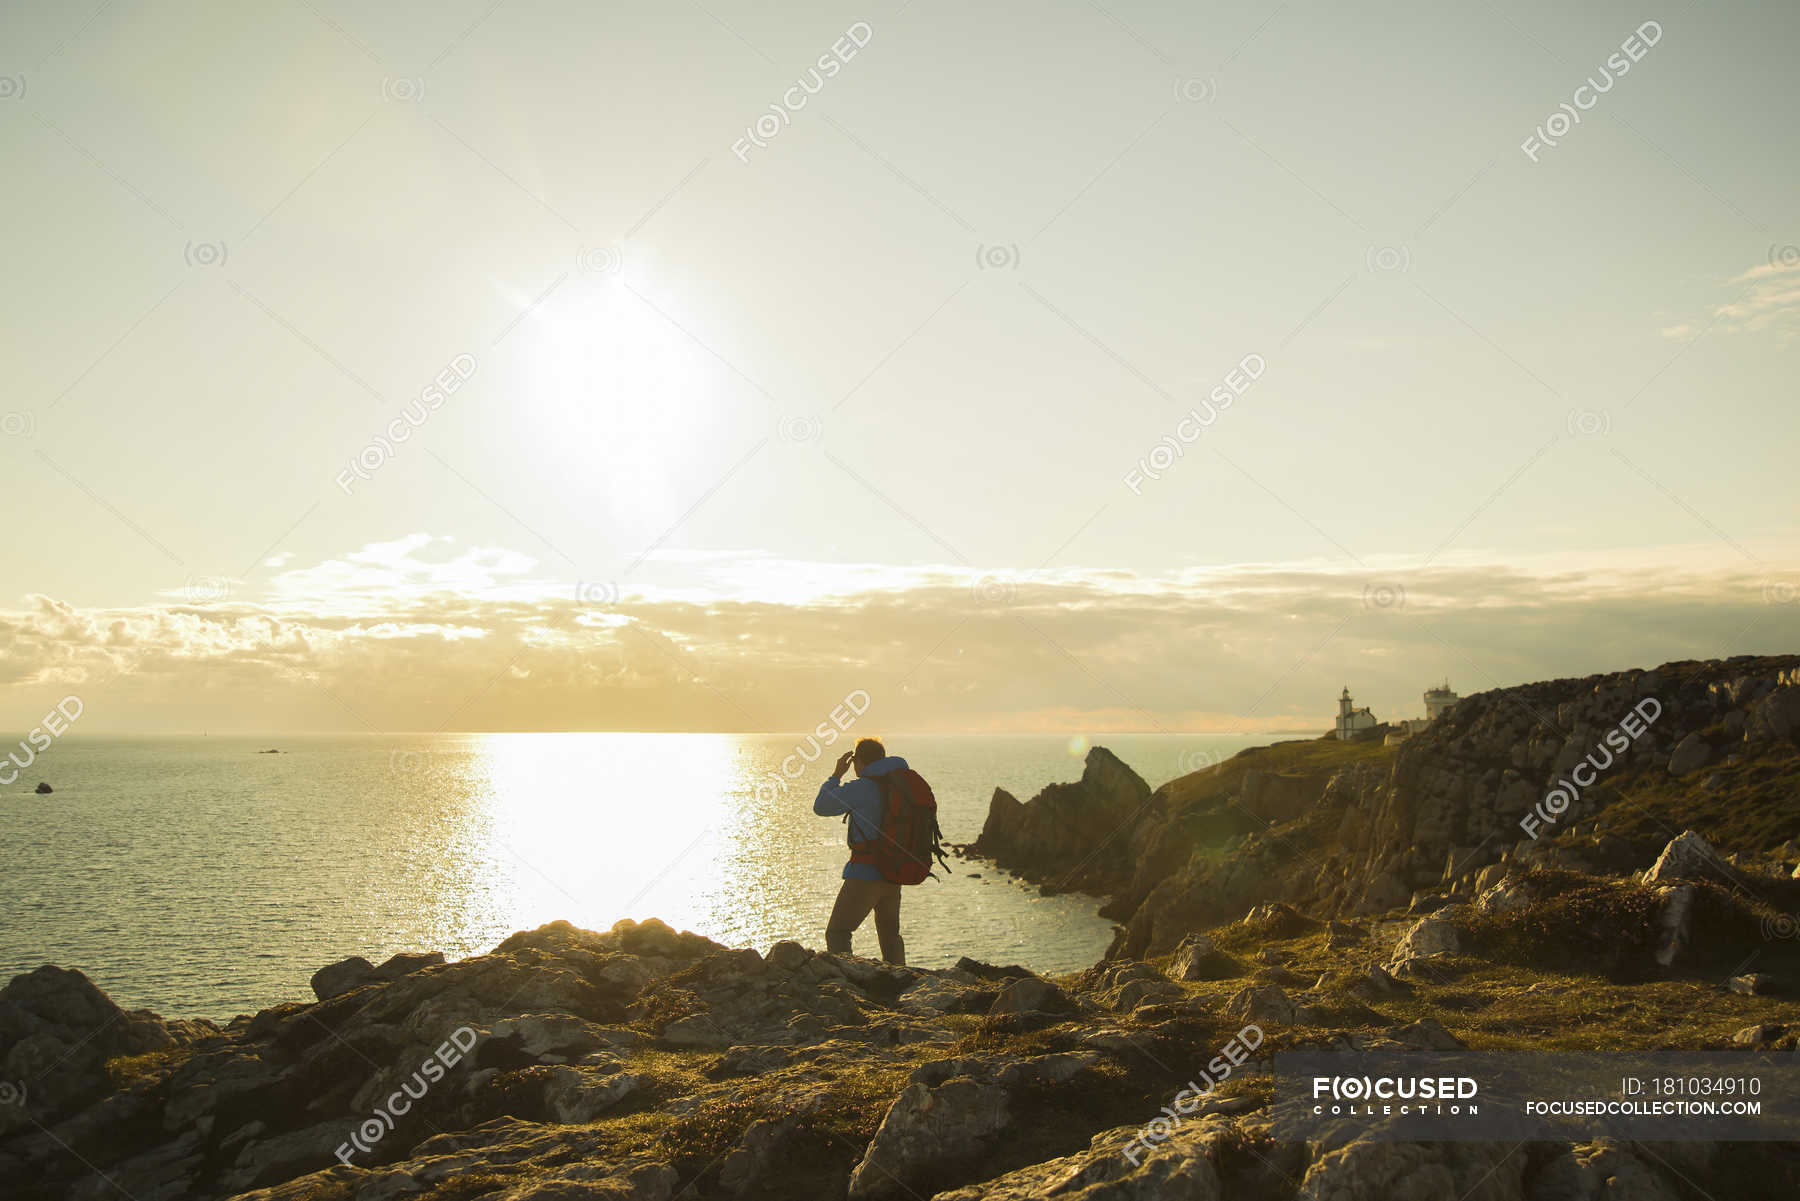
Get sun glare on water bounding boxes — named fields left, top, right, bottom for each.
left=466, top=732, right=740, bottom=937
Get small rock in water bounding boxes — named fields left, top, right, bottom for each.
left=34, top=781, right=52, bottom=794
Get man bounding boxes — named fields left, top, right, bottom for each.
left=813, top=737, right=907, bottom=964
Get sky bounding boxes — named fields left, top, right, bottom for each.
left=1, top=0, right=1796, bottom=735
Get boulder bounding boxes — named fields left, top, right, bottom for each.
left=1389, top=954, right=1457, bottom=982
left=765, top=940, right=811, bottom=972
left=895, top=976, right=985, bottom=1016
left=1167, top=934, right=1222, bottom=981
left=847, top=1074, right=1012, bottom=1200
left=310, top=951, right=447, bottom=1001
left=1667, top=731, right=1712, bottom=776
left=33, top=782, right=51, bottom=794
left=309, top=956, right=377, bottom=1001
left=216, top=1119, right=352, bottom=1195
left=1240, top=902, right=1318, bottom=936
left=375, top=952, right=445, bottom=980
left=1222, top=983, right=1298, bottom=1026
left=1728, top=973, right=1777, bottom=996
left=848, top=1052, right=1101, bottom=1200
left=1641, top=830, right=1741, bottom=887
left=1390, top=906, right=1468, bottom=964
left=1166, top=936, right=1209, bottom=979
left=1745, top=686, right=1800, bottom=742
left=718, top=1115, right=801, bottom=1194
left=1473, top=877, right=1530, bottom=916
left=1091, top=964, right=1183, bottom=1012
left=0, top=965, right=199, bottom=1125
left=487, top=1013, right=613, bottom=1060
left=1361, top=963, right=1412, bottom=996
left=987, top=976, right=1070, bottom=1018
left=541, top=1065, right=642, bottom=1123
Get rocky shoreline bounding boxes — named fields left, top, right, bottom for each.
left=969, top=654, right=1800, bottom=958
left=3, top=653, right=1800, bottom=1199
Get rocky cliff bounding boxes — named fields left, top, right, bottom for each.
left=971, top=655, right=1800, bottom=960
left=7, top=869, right=1800, bottom=1201
left=5, top=654, right=1800, bottom=1200
left=967, top=745, right=1152, bottom=891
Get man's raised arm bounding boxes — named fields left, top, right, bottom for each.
left=813, top=749, right=856, bottom=815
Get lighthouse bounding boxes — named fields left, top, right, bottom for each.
left=1334, top=687, right=1378, bottom=740
left=1423, top=680, right=1461, bottom=721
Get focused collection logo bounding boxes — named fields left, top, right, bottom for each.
left=1312, top=1074, right=1480, bottom=1117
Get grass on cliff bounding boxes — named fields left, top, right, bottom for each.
left=583, top=1038, right=963, bottom=1201
left=1597, top=738, right=1800, bottom=856
left=1164, top=875, right=1800, bottom=1055
left=1157, top=735, right=1392, bottom=810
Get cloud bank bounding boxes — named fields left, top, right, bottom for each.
left=3, top=536, right=1795, bottom=734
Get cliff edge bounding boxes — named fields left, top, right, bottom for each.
left=969, top=655, right=1800, bottom=960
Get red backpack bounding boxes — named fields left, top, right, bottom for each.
left=848, top=768, right=950, bottom=885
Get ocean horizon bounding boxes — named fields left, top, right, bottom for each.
left=2, top=730, right=1285, bottom=1019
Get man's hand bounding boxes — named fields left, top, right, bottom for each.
left=831, top=750, right=854, bottom=780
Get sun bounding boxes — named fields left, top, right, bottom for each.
left=493, top=270, right=718, bottom=534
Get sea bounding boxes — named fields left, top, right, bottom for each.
left=0, top=732, right=1276, bottom=1020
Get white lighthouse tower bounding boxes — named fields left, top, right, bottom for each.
left=1334, top=686, right=1378, bottom=740
left=1423, top=680, right=1460, bottom=721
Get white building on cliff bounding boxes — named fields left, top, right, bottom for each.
left=1424, top=681, right=1460, bottom=720
left=1335, top=687, right=1378, bottom=740
left=1385, top=681, right=1463, bottom=744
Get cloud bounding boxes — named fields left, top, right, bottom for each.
left=2, top=538, right=1796, bottom=734
left=1669, top=257, right=1800, bottom=340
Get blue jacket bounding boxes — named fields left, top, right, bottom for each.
left=814, top=756, right=908, bottom=881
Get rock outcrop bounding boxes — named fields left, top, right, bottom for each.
left=5, top=872, right=1800, bottom=1201
left=966, top=656, right=1800, bottom=961
left=308, top=951, right=447, bottom=1001
left=0, top=965, right=216, bottom=1139
left=1640, top=829, right=1743, bottom=887
left=968, top=747, right=1151, bottom=889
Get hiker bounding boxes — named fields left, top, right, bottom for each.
left=813, top=737, right=944, bottom=965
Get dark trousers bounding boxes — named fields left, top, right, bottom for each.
left=825, top=877, right=905, bottom=964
